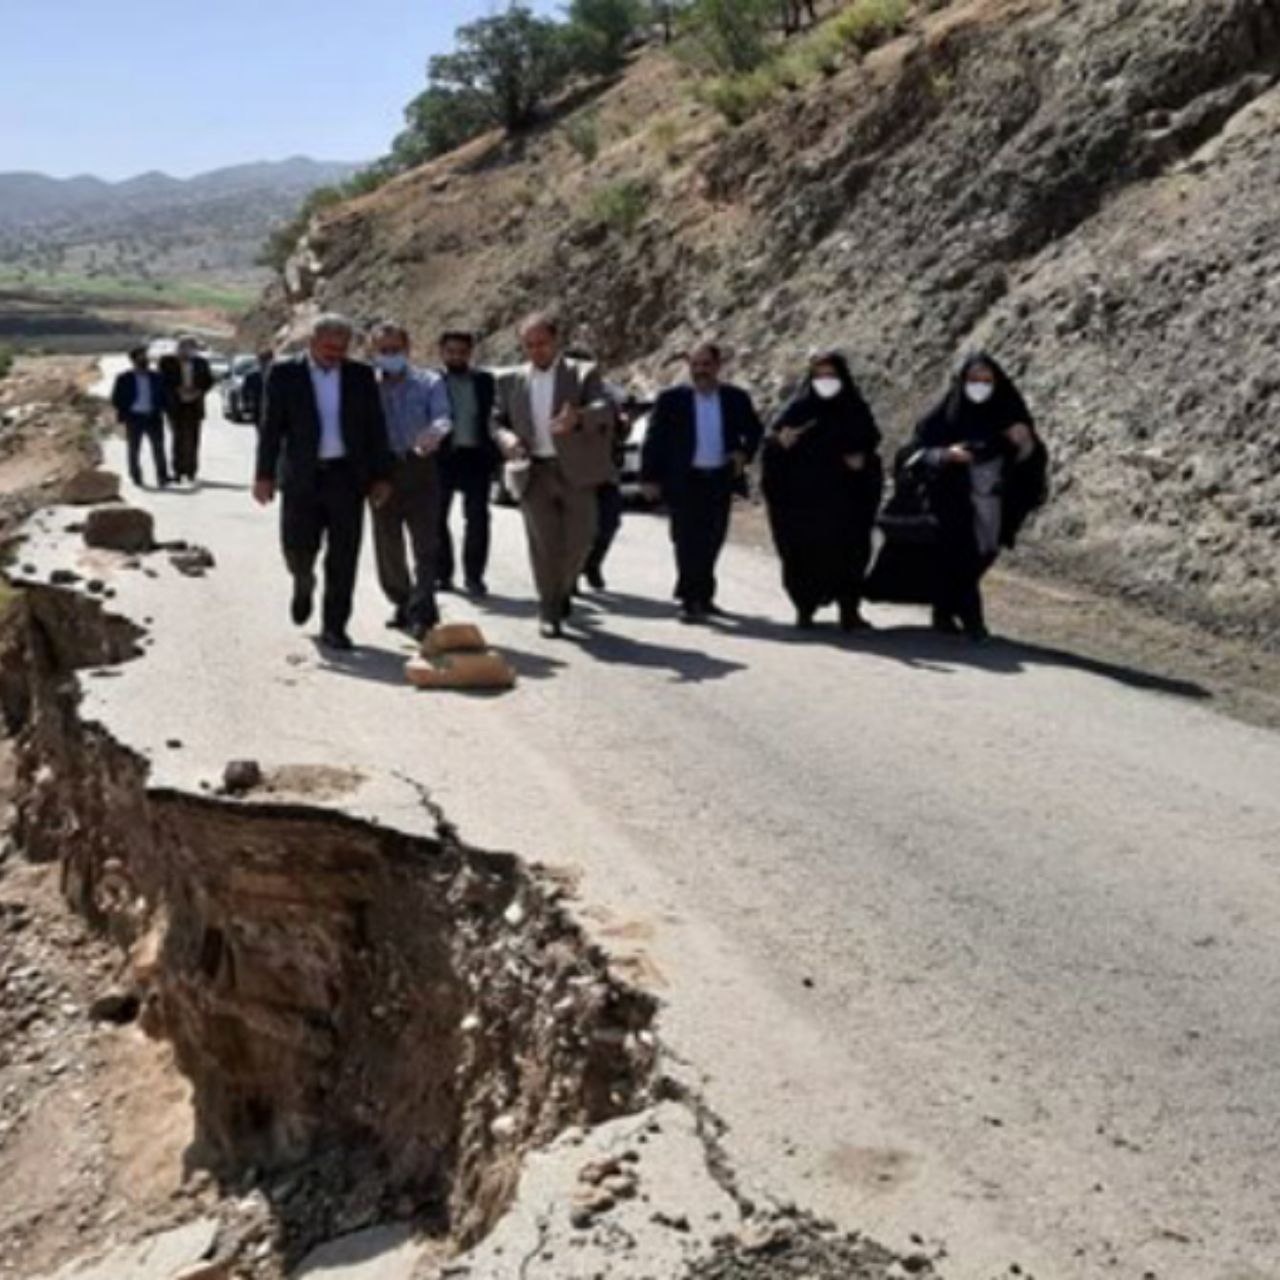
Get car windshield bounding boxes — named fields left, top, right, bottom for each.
left=231, top=357, right=258, bottom=375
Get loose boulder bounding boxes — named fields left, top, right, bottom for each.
left=83, top=506, right=154, bottom=554
left=60, top=468, right=121, bottom=506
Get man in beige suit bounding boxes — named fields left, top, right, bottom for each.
left=492, top=314, right=616, bottom=637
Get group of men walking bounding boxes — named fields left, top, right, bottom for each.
left=110, top=337, right=214, bottom=488
left=247, top=311, right=760, bottom=649
left=115, top=309, right=1045, bottom=652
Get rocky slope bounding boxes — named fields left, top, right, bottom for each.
left=244, top=0, right=1280, bottom=646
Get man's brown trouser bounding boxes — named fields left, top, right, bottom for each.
left=521, top=459, right=597, bottom=623
left=371, top=453, right=441, bottom=630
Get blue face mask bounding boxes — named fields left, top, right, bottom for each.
left=377, top=354, right=409, bottom=376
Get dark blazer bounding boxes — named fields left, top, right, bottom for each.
left=640, top=382, right=764, bottom=493
left=110, top=369, right=165, bottom=421
left=437, top=367, right=499, bottom=463
left=241, top=367, right=269, bottom=423
left=158, top=354, right=214, bottom=419
left=255, top=355, right=393, bottom=494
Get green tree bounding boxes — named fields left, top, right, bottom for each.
left=563, top=0, right=643, bottom=74
left=683, top=0, right=775, bottom=73
left=429, top=5, right=567, bottom=133
left=390, top=85, right=493, bottom=168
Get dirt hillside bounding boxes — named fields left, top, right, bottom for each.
left=242, top=0, right=1280, bottom=646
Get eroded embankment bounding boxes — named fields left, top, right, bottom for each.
left=0, top=583, right=658, bottom=1265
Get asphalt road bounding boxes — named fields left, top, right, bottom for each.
left=25, top=374, right=1280, bottom=1280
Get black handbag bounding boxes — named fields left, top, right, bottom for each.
left=863, top=451, right=942, bottom=605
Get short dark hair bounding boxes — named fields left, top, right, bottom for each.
left=688, top=341, right=723, bottom=364
left=439, top=330, right=475, bottom=348
left=128, top=344, right=148, bottom=361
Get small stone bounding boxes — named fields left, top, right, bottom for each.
left=60, top=468, right=121, bottom=505
left=84, top=506, right=154, bottom=553
left=170, top=546, right=216, bottom=577
left=222, top=760, right=263, bottom=795
left=49, top=568, right=81, bottom=586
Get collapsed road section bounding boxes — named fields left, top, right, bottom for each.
left=0, top=580, right=947, bottom=1279
left=2, top=582, right=656, bottom=1267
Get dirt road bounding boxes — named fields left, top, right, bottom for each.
left=16, top=378, right=1280, bottom=1280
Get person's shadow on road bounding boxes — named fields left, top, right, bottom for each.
left=842, top=624, right=1213, bottom=703
left=568, top=607, right=747, bottom=684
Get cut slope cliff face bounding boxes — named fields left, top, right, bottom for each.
left=244, top=0, right=1280, bottom=645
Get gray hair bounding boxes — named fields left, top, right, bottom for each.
left=370, top=321, right=410, bottom=346
left=310, top=312, right=354, bottom=340
left=518, top=311, right=560, bottom=340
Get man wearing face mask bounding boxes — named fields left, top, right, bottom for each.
left=904, top=351, right=1046, bottom=640
left=253, top=313, right=393, bottom=651
left=158, top=335, right=213, bottom=484
left=111, top=345, right=171, bottom=488
left=369, top=322, right=453, bottom=637
left=640, top=342, right=764, bottom=622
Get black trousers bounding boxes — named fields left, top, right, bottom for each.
left=125, top=413, right=169, bottom=485
left=281, top=463, right=365, bottom=634
left=437, top=447, right=493, bottom=585
left=669, top=468, right=734, bottom=608
left=585, top=482, right=624, bottom=577
left=937, top=540, right=998, bottom=631
left=168, top=404, right=203, bottom=480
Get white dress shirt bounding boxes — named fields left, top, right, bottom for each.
left=693, top=388, right=726, bottom=469
left=528, top=363, right=559, bottom=458
left=131, top=372, right=154, bottom=416
left=309, top=358, right=346, bottom=460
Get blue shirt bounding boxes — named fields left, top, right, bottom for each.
left=693, top=389, right=726, bottom=469
left=308, top=357, right=345, bottom=460
left=379, top=368, right=452, bottom=457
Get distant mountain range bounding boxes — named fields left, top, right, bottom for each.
left=0, top=158, right=363, bottom=226
left=0, top=158, right=365, bottom=293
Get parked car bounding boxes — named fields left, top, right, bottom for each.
left=207, top=353, right=231, bottom=382
left=618, top=401, right=655, bottom=503
left=221, top=354, right=261, bottom=423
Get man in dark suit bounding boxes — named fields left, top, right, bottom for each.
left=641, top=342, right=764, bottom=622
left=435, top=330, right=498, bottom=597
left=110, top=345, right=170, bottom=488
left=158, top=335, right=214, bottom=483
left=253, top=314, right=393, bottom=650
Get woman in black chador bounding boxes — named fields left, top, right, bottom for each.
left=763, top=351, right=883, bottom=630
left=907, top=352, right=1047, bottom=640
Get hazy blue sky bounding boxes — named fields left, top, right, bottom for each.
left=1, top=1, right=560, bottom=180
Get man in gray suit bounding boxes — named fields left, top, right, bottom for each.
left=492, top=314, right=616, bottom=638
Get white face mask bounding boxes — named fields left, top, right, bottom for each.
left=376, top=353, right=409, bottom=376
left=812, top=376, right=842, bottom=401
left=964, top=379, right=995, bottom=405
